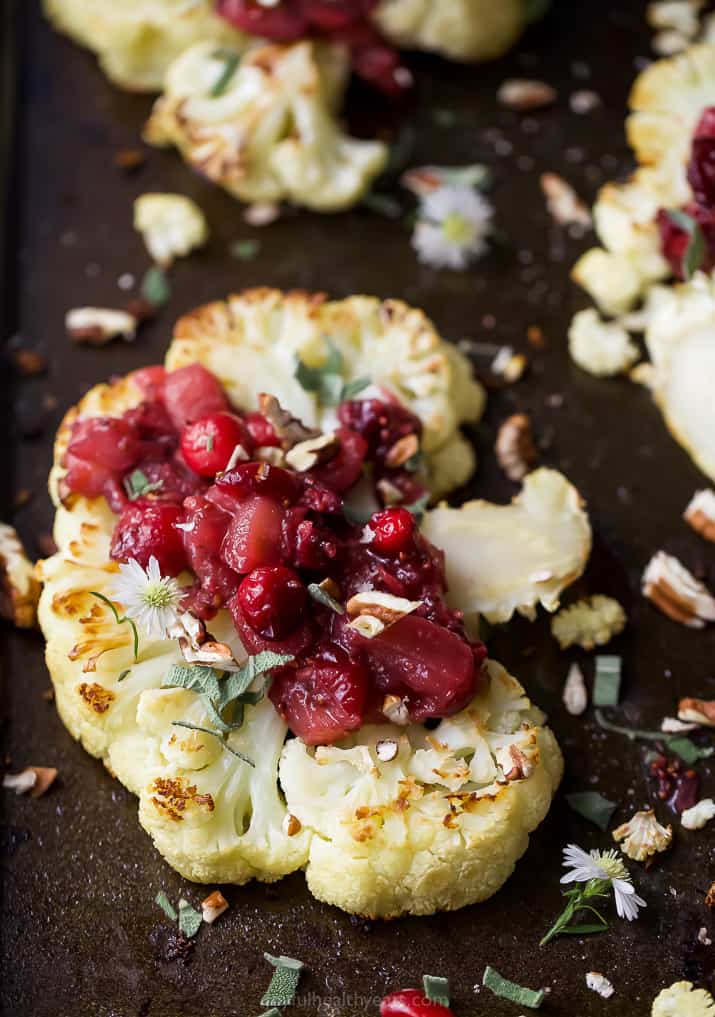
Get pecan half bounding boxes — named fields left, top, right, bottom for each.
left=65, top=307, right=137, bottom=345
left=684, top=489, right=715, bottom=543
left=642, top=551, right=715, bottom=629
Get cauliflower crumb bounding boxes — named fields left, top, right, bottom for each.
left=681, top=798, right=715, bottom=831
left=562, top=662, right=588, bottom=716
left=612, top=808, right=673, bottom=861
left=586, top=972, right=615, bottom=999
left=134, top=193, right=208, bottom=267
left=568, top=309, right=640, bottom=377
left=551, top=595, right=627, bottom=650
left=651, top=980, right=715, bottom=1016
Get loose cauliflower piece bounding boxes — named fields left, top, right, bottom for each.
left=0, top=523, right=41, bottom=628
left=43, top=0, right=247, bottom=92
left=568, top=308, right=640, bottom=376
left=551, top=595, right=627, bottom=650
left=145, top=41, right=388, bottom=212
left=612, top=808, right=672, bottom=861
left=422, top=469, right=592, bottom=623
left=373, top=0, right=531, bottom=62
left=166, top=287, right=486, bottom=498
left=571, top=43, right=715, bottom=313
left=652, top=981, right=715, bottom=1017
left=279, top=659, right=563, bottom=918
left=637, top=269, right=715, bottom=482
left=134, top=192, right=208, bottom=267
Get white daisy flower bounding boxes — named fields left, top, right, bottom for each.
left=561, top=843, right=646, bottom=921
left=412, top=184, right=493, bottom=270
left=109, top=557, right=183, bottom=639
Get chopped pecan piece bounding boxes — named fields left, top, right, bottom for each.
left=495, top=413, right=538, bottom=482
left=684, top=490, right=715, bottom=543
left=540, top=172, right=592, bottom=227
left=642, top=551, right=715, bottom=629
left=258, top=393, right=319, bottom=449
left=497, top=78, right=557, bottom=111
left=678, top=697, right=715, bottom=728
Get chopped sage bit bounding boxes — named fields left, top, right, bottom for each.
left=362, top=192, right=403, bottom=218
left=594, top=709, right=714, bottom=763
left=307, top=582, right=344, bottom=614
left=203, top=434, right=215, bottom=452
left=230, top=238, right=260, bottom=261
left=593, top=655, right=622, bottom=707
left=383, top=124, right=417, bottom=180
left=404, top=493, right=430, bottom=520
left=432, top=108, right=458, bottom=128
left=261, top=954, right=305, bottom=1008
left=155, top=890, right=178, bottom=921
left=566, top=790, right=617, bottom=831
left=124, top=468, right=163, bottom=500
left=171, top=721, right=255, bottom=766
left=295, top=341, right=345, bottom=406
left=117, top=669, right=131, bottom=683
left=256, top=1011, right=282, bottom=1017
left=403, top=450, right=425, bottom=474
left=89, top=591, right=139, bottom=661
left=141, top=265, right=170, bottom=308
left=423, top=975, right=450, bottom=1006
left=165, top=652, right=293, bottom=735
left=340, top=376, right=371, bottom=401
left=210, top=48, right=241, bottom=97
left=343, top=504, right=374, bottom=526
left=482, top=966, right=544, bottom=1009
left=666, top=209, right=706, bottom=279
left=177, top=898, right=203, bottom=939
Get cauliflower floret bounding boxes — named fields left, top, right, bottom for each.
left=422, top=469, right=592, bottom=623
left=571, top=43, right=715, bottom=313
left=681, top=797, right=715, bottom=830
left=638, top=269, right=715, bottom=482
left=134, top=192, right=208, bottom=267
left=569, top=308, right=640, bottom=376
left=43, top=0, right=247, bottom=92
left=279, top=659, right=563, bottom=918
left=166, top=287, right=486, bottom=497
left=551, top=595, right=627, bottom=650
left=652, top=981, right=715, bottom=1017
left=612, top=808, right=672, bottom=861
left=145, top=41, right=388, bottom=212
left=0, top=522, right=41, bottom=628
left=373, top=0, right=531, bottom=62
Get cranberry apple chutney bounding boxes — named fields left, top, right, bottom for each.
left=61, top=363, right=486, bottom=745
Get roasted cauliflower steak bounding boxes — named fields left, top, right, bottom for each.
left=572, top=43, right=715, bottom=314
left=37, top=291, right=566, bottom=916
left=145, top=40, right=388, bottom=211
left=43, top=0, right=247, bottom=92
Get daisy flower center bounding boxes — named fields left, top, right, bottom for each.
left=142, top=581, right=179, bottom=609
left=441, top=212, right=476, bottom=246
left=594, top=850, right=629, bottom=882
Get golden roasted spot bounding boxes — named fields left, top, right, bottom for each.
left=78, top=681, right=115, bottom=714
left=150, top=777, right=215, bottom=822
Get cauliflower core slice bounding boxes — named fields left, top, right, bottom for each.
left=280, top=659, right=563, bottom=918
left=145, top=41, right=388, bottom=212
left=571, top=43, right=715, bottom=313
left=638, top=270, right=715, bottom=482
left=166, top=287, right=486, bottom=498
left=373, top=0, right=530, bottom=62
left=422, top=469, right=592, bottom=623
left=43, top=0, right=247, bottom=92
left=651, top=981, right=715, bottom=1017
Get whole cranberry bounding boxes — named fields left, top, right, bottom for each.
left=688, top=106, right=715, bottom=209
left=110, top=498, right=187, bottom=576
left=244, top=411, right=280, bottom=448
left=370, top=507, right=415, bottom=554
left=237, top=565, right=307, bottom=639
left=380, top=989, right=454, bottom=1017
left=180, top=412, right=252, bottom=477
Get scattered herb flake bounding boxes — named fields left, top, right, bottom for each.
left=89, top=591, right=139, bottom=661
left=124, top=468, right=163, bottom=500
left=256, top=1011, right=282, bottom=1017
left=566, top=790, right=617, bottom=831
left=117, top=669, right=131, bottom=683
left=261, top=954, right=304, bottom=1008
left=403, top=450, right=425, bottom=474
left=177, top=898, right=203, bottom=939
left=210, top=49, right=241, bottom=97
left=340, top=377, right=371, bottom=401
left=423, top=975, right=450, bottom=1006
left=593, top=655, right=622, bottom=707
left=666, top=209, right=706, bottom=279
left=230, top=238, right=260, bottom=261
left=404, top=493, right=430, bottom=520
left=432, top=109, right=458, bottom=128
left=307, top=582, right=344, bottom=614
left=482, top=966, right=544, bottom=1009
left=203, top=434, right=215, bottom=452
left=666, top=735, right=713, bottom=765
left=295, top=342, right=345, bottom=406
left=155, top=891, right=178, bottom=921
left=141, top=266, right=170, bottom=308
left=362, top=192, right=403, bottom=218
left=594, top=709, right=714, bottom=763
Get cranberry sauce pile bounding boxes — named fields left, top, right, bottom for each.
left=658, top=106, right=715, bottom=277
left=216, top=0, right=410, bottom=94
left=63, top=364, right=486, bottom=745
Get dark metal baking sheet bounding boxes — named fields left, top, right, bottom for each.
left=2, top=1, right=714, bottom=1014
